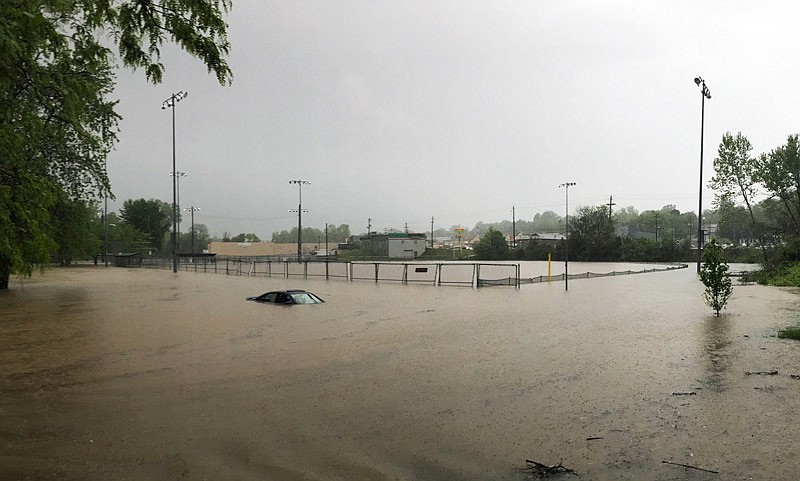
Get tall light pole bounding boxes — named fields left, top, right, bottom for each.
left=184, top=206, right=200, bottom=255
left=170, top=171, right=188, bottom=252
left=289, top=179, right=310, bottom=261
left=103, top=191, right=109, bottom=267
left=694, top=77, right=711, bottom=273
left=162, top=90, right=188, bottom=273
left=559, top=182, right=576, bottom=291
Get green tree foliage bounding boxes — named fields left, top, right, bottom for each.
left=613, top=205, right=697, bottom=244
left=699, top=239, right=733, bottom=317
left=715, top=197, right=753, bottom=245
left=179, top=224, right=210, bottom=253
left=530, top=211, right=562, bottom=233
left=0, top=1, right=232, bottom=288
left=568, top=206, right=619, bottom=261
left=758, top=134, right=800, bottom=236
left=514, top=240, right=554, bottom=261
left=119, top=199, right=171, bottom=251
left=95, top=212, right=152, bottom=255
left=229, top=233, right=261, bottom=243
left=711, top=132, right=765, bottom=261
left=271, top=224, right=351, bottom=244
left=473, top=228, right=509, bottom=260
left=50, top=195, right=100, bottom=265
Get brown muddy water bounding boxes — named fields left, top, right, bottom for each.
left=1, top=265, right=799, bottom=481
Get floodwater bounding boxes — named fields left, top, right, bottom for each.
left=1, top=264, right=799, bottom=481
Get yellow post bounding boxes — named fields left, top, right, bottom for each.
left=548, top=252, right=551, bottom=281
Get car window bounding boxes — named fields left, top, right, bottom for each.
left=258, top=292, right=278, bottom=303
left=290, top=292, right=324, bottom=304
left=275, top=293, right=291, bottom=304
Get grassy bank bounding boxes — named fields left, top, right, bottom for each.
left=742, top=262, right=800, bottom=287
left=778, top=327, right=800, bottom=340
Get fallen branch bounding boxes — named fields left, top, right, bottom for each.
left=662, top=460, right=719, bottom=474
left=745, top=370, right=778, bottom=376
left=671, top=391, right=696, bottom=396
left=585, top=436, right=604, bottom=441
left=525, top=459, right=578, bottom=476
left=790, top=374, right=800, bottom=380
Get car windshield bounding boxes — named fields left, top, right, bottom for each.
left=289, top=292, right=322, bottom=304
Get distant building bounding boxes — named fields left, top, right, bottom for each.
left=208, top=242, right=336, bottom=258
left=515, top=233, right=564, bottom=247
left=349, top=232, right=427, bottom=258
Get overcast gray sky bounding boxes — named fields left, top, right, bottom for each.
left=107, top=1, right=800, bottom=238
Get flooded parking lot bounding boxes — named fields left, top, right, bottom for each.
left=1, top=265, right=799, bottom=480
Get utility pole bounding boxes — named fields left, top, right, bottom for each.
left=655, top=215, right=660, bottom=243
left=430, top=217, right=434, bottom=249
left=325, top=222, right=329, bottom=277
left=607, top=195, right=616, bottom=221
left=289, top=179, right=310, bottom=262
left=512, top=206, right=516, bottom=249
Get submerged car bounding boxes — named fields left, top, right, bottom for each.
left=246, top=289, right=325, bottom=305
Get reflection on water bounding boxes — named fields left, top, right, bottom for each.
left=701, top=315, right=733, bottom=391
left=1, top=264, right=799, bottom=481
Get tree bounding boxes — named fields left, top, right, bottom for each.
left=50, top=195, right=100, bottom=265
left=711, top=132, right=765, bottom=261
left=531, top=211, right=562, bottom=233
left=179, top=223, right=211, bottom=254
left=0, top=1, right=232, bottom=288
left=758, top=135, right=800, bottom=236
left=473, top=228, right=509, bottom=260
left=119, top=199, right=172, bottom=251
left=230, top=233, right=261, bottom=243
left=568, top=206, right=619, bottom=261
left=699, top=239, right=733, bottom=317
left=272, top=224, right=352, bottom=244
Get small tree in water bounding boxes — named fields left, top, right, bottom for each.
left=699, top=239, right=733, bottom=316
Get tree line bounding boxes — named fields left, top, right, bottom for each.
left=43, top=196, right=354, bottom=264
left=473, top=132, right=800, bottom=264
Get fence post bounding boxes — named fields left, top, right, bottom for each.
left=475, top=264, right=480, bottom=288
left=374, top=263, right=379, bottom=283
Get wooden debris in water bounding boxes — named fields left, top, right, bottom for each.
left=524, top=459, right=579, bottom=477
left=662, top=460, right=719, bottom=474
left=745, top=370, right=778, bottom=376
left=671, top=391, right=696, bottom=396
